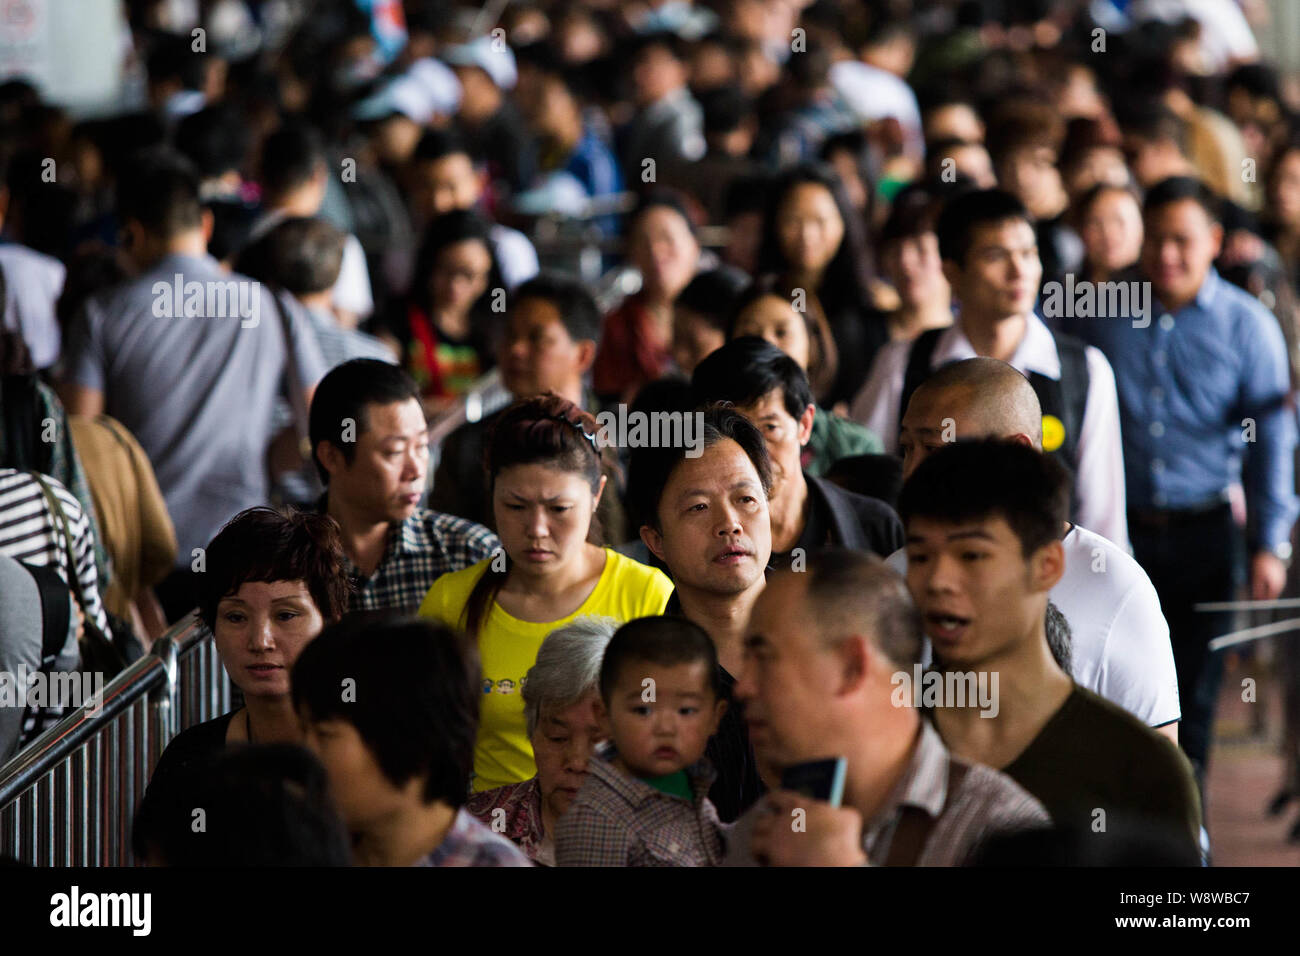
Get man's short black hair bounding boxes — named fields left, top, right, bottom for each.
left=511, top=272, right=602, bottom=345
left=291, top=614, right=481, bottom=809
left=897, top=439, right=1070, bottom=558
left=260, top=120, right=326, bottom=198
left=699, top=84, right=753, bottom=137
left=243, top=215, right=346, bottom=295
left=1117, top=99, right=1188, bottom=153
left=308, top=359, right=422, bottom=483
left=1142, top=176, right=1222, bottom=225
left=626, top=403, right=773, bottom=532
left=116, top=147, right=203, bottom=238
left=175, top=105, right=251, bottom=180
left=412, top=128, right=470, bottom=164
left=935, top=188, right=1033, bottom=265
left=691, top=336, right=814, bottom=422
left=629, top=187, right=697, bottom=237
left=599, top=616, right=721, bottom=702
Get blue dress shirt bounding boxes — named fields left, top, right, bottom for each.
left=1067, top=268, right=1297, bottom=553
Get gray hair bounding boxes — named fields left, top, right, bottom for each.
left=523, top=616, right=619, bottom=738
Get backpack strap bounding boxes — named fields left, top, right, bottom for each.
left=17, top=560, right=74, bottom=738
left=1050, top=331, right=1091, bottom=466
left=897, top=327, right=947, bottom=433
left=882, top=758, right=970, bottom=866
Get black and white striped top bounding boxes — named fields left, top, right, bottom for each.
left=0, top=468, right=109, bottom=640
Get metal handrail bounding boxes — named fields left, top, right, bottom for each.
left=0, top=612, right=223, bottom=865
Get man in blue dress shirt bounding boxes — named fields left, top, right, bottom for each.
left=1067, top=176, right=1299, bottom=784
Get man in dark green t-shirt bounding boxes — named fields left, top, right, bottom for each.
left=897, top=439, right=1202, bottom=858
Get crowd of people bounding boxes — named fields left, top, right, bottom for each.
left=2, top=0, right=1299, bottom=865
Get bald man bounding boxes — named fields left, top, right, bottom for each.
left=890, top=358, right=1180, bottom=743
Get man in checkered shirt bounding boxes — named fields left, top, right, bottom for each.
left=310, top=360, right=498, bottom=614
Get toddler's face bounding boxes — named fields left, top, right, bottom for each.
left=602, top=659, right=724, bottom=779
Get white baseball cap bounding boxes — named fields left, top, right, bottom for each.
left=440, top=35, right=517, bottom=91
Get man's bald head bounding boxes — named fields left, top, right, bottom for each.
left=899, top=358, right=1043, bottom=479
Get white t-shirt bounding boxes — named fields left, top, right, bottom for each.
left=888, top=524, right=1180, bottom=728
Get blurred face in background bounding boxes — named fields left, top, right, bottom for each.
left=732, top=295, right=811, bottom=369
left=409, top=153, right=481, bottom=222
left=999, top=145, right=1066, bottom=219
left=724, top=209, right=764, bottom=274
left=672, top=306, right=726, bottom=375
left=1064, top=146, right=1129, bottom=200
left=1080, top=188, right=1144, bottom=276
left=1141, top=198, right=1222, bottom=309
left=882, top=231, right=947, bottom=309
left=428, top=239, right=493, bottom=317
left=925, top=103, right=984, bottom=145
left=777, top=182, right=845, bottom=278
left=633, top=44, right=687, bottom=107
left=498, top=297, right=593, bottom=398
left=826, top=147, right=869, bottom=212
left=936, top=143, right=996, bottom=190
left=1270, top=149, right=1300, bottom=229
left=631, top=205, right=700, bottom=302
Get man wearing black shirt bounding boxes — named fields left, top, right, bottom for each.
left=692, top=338, right=903, bottom=573
left=627, top=406, right=774, bottom=822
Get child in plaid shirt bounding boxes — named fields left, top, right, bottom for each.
left=556, top=617, right=728, bottom=866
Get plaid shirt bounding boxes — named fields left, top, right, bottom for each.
left=323, top=502, right=499, bottom=615
left=724, top=720, right=1049, bottom=867
left=415, top=808, right=533, bottom=867
left=466, top=776, right=549, bottom=864
left=555, top=745, right=725, bottom=867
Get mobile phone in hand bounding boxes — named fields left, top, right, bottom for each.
left=780, top=757, right=847, bottom=808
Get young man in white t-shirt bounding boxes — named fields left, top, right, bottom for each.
left=884, top=356, right=1180, bottom=741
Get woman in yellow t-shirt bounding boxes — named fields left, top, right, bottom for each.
left=421, top=395, right=673, bottom=791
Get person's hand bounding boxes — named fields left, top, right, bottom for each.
left=1251, top=551, right=1288, bottom=601
left=749, top=790, right=867, bottom=867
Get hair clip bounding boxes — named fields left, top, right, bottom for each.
left=543, top=413, right=600, bottom=454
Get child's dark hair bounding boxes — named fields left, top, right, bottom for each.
left=599, top=616, right=722, bottom=703
left=897, top=439, right=1070, bottom=558
left=196, top=507, right=352, bottom=630
left=464, top=394, right=606, bottom=635
left=291, top=613, right=480, bottom=809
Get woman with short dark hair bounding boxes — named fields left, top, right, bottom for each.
left=141, top=507, right=351, bottom=813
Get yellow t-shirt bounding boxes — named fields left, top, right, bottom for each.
left=419, top=548, right=674, bottom=792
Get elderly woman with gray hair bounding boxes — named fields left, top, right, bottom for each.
left=465, top=616, right=616, bottom=865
